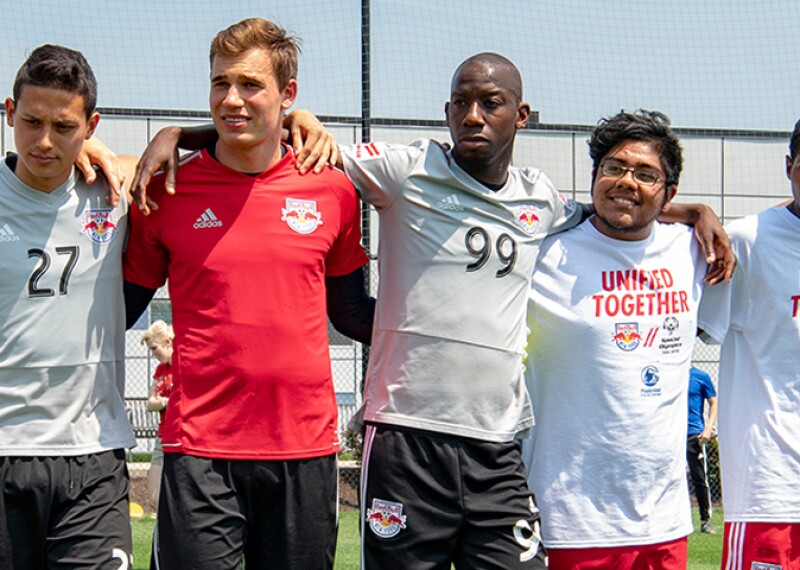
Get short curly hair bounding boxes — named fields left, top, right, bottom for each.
left=589, top=110, right=683, bottom=188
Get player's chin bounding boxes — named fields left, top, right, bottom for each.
left=454, top=143, right=493, bottom=164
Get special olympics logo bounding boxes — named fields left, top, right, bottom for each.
left=641, top=365, right=660, bottom=387
left=662, top=316, right=679, bottom=333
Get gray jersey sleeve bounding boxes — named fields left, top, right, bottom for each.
left=340, top=141, right=428, bottom=210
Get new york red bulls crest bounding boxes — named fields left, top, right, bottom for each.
left=81, top=209, right=118, bottom=244
left=612, top=322, right=642, bottom=351
left=366, top=498, right=407, bottom=539
left=281, top=198, right=323, bottom=234
left=513, top=204, right=541, bottom=235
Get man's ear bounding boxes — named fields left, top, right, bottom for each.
left=515, top=101, right=531, bottom=130
left=660, top=184, right=679, bottom=212
left=84, top=112, right=100, bottom=140
left=5, top=98, right=15, bottom=127
left=281, top=79, right=299, bottom=111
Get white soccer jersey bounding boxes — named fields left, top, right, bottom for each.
left=0, top=161, right=133, bottom=455
left=342, top=140, right=581, bottom=442
left=698, top=206, right=800, bottom=522
left=523, top=221, right=705, bottom=548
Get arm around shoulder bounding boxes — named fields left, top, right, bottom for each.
left=661, top=202, right=735, bottom=284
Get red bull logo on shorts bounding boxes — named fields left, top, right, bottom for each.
left=366, top=498, right=407, bottom=539
left=81, top=209, right=118, bottom=244
left=281, top=198, right=324, bottom=234
left=612, top=322, right=642, bottom=351
left=512, top=204, right=541, bottom=235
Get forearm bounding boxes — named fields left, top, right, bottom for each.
left=707, top=398, right=718, bottom=429
left=124, top=281, right=157, bottom=329
left=176, top=124, right=218, bottom=151
left=326, top=267, right=375, bottom=345
left=659, top=201, right=698, bottom=224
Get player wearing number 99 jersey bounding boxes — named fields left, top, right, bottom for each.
left=341, top=53, right=582, bottom=570
left=344, top=139, right=580, bottom=441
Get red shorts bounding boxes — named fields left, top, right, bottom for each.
left=548, top=537, right=687, bottom=570
left=722, top=521, right=800, bottom=570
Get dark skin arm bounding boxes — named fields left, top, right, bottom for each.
left=326, top=267, right=375, bottom=345
left=658, top=202, right=734, bottom=284
left=551, top=202, right=732, bottom=283
left=124, top=281, right=157, bottom=329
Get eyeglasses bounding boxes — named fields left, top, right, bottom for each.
left=599, top=162, right=663, bottom=187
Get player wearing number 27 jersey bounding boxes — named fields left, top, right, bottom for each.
left=344, top=139, right=580, bottom=440
left=0, top=157, right=132, bottom=454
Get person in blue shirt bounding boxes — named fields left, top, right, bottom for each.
left=687, top=366, right=718, bottom=534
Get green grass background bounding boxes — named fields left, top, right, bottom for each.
left=131, top=507, right=723, bottom=569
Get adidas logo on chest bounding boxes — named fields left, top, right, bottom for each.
left=0, top=223, right=20, bottom=242
left=193, top=208, right=223, bottom=229
left=437, top=194, right=464, bottom=211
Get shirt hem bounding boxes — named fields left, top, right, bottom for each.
left=162, top=443, right=340, bottom=461
left=365, top=413, right=532, bottom=443
left=544, top=527, right=692, bottom=549
left=0, top=437, right=136, bottom=456
left=724, top=514, right=800, bottom=523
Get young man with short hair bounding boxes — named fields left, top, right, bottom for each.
left=133, top=49, right=576, bottom=570
left=347, top=53, right=578, bottom=569
left=523, top=110, right=708, bottom=569
left=0, top=44, right=134, bottom=569
left=698, top=119, right=800, bottom=570
left=123, top=18, right=372, bottom=570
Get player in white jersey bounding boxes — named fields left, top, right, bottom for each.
left=698, top=119, right=800, bottom=570
left=0, top=45, right=135, bottom=569
left=522, top=110, right=708, bottom=569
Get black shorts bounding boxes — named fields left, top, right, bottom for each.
left=157, top=452, right=338, bottom=570
left=0, top=450, right=132, bottom=569
left=360, top=424, right=547, bottom=570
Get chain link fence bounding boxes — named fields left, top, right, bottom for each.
left=690, top=338, right=723, bottom=508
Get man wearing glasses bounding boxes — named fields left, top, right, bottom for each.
left=523, top=110, right=709, bottom=570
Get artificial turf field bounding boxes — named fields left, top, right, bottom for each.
left=131, top=507, right=724, bottom=569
